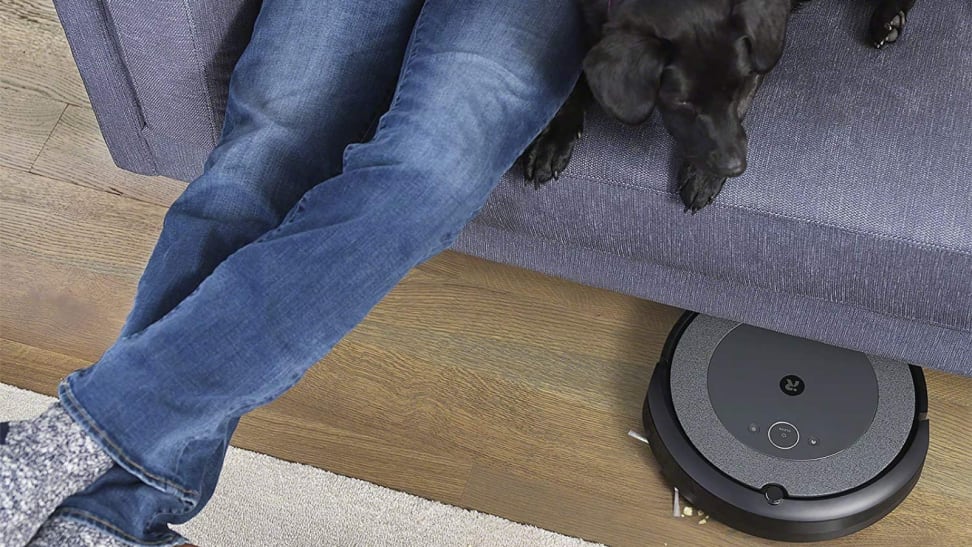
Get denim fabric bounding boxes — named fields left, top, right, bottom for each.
left=55, top=0, right=585, bottom=544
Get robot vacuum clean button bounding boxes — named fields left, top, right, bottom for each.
left=768, top=421, right=799, bottom=450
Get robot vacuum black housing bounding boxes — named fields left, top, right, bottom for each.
left=643, top=312, right=928, bottom=542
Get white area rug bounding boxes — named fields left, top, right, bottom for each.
left=1, top=383, right=600, bottom=546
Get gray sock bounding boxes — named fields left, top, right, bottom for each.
left=1, top=403, right=114, bottom=547
left=26, top=516, right=131, bottom=547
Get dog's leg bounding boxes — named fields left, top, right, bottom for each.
left=870, top=0, right=916, bottom=48
left=522, top=78, right=591, bottom=188
left=735, top=73, right=763, bottom=120
left=678, top=74, right=763, bottom=212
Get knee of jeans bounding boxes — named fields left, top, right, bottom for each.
left=357, top=146, right=495, bottom=222
left=211, top=110, right=339, bottom=195
left=168, top=176, right=282, bottom=231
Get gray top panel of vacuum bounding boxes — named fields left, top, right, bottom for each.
left=670, top=315, right=915, bottom=497
left=708, top=324, right=878, bottom=461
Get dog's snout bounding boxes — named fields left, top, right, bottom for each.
left=708, top=150, right=747, bottom=177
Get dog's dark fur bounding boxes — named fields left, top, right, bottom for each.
left=523, top=0, right=917, bottom=212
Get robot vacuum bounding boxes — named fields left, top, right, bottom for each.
left=643, top=312, right=929, bottom=542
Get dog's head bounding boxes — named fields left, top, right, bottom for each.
left=585, top=0, right=792, bottom=177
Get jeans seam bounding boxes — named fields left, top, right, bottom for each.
left=59, top=380, right=200, bottom=502
left=376, top=0, right=430, bottom=133
left=252, top=191, right=310, bottom=244
left=52, top=508, right=188, bottom=546
left=119, top=279, right=208, bottom=344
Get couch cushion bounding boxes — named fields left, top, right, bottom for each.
left=454, top=0, right=972, bottom=374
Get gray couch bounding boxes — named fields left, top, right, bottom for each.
left=53, top=0, right=971, bottom=375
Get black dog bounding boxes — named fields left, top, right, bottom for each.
left=523, top=0, right=917, bottom=212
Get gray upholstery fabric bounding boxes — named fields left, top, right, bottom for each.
left=52, top=0, right=972, bottom=374
left=52, top=0, right=260, bottom=180
left=457, top=1, right=972, bottom=374
left=52, top=0, right=155, bottom=175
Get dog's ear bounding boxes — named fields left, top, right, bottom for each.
left=732, top=0, right=792, bottom=73
left=583, top=30, right=665, bottom=125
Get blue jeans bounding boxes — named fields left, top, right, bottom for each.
left=54, top=0, right=584, bottom=544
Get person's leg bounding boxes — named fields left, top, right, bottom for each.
left=119, top=0, right=423, bottom=338
left=1, top=1, right=421, bottom=545
left=42, top=0, right=582, bottom=543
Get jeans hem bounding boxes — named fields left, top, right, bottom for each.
left=57, top=378, right=200, bottom=507
left=50, top=508, right=190, bottom=546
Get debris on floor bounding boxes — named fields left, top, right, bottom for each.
left=672, top=488, right=710, bottom=524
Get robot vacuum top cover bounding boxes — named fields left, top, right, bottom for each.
left=670, top=314, right=915, bottom=497
left=643, top=312, right=928, bottom=542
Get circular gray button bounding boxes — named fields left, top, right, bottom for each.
left=763, top=484, right=786, bottom=505
left=769, top=421, right=799, bottom=450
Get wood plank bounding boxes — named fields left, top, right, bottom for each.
left=30, top=105, right=187, bottom=208
left=0, top=338, right=86, bottom=395
left=461, top=462, right=673, bottom=547
left=263, top=338, right=654, bottom=500
left=923, top=398, right=972, bottom=503
left=924, top=368, right=972, bottom=409
left=3, top=329, right=970, bottom=547
left=462, top=456, right=970, bottom=547
left=0, top=86, right=65, bottom=170
left=0, top=242, right=135, bottom=361
left=0, top=0, right=91, bottom=106
left=0, top=165, right=160, bottom=359
left=0, top=164, right=161, bottom=275
left=233, top=407, right=473, bottom=505
left=351, top=276, right=679, bottom=416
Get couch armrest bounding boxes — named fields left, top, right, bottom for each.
left=53, top=0, right=259, bottom=181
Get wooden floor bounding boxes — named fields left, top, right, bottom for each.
left=2, top=1, right=970, bottom=545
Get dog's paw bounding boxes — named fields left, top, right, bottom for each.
left=678, top=162, right=727, bottom=213
left=522, top=128, right=576, bottom=188
left=870, top=9, right=906, bottom=49
left=523, top=125, right=581, bottom=189
left=522, top=106, right=584, bottom=189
